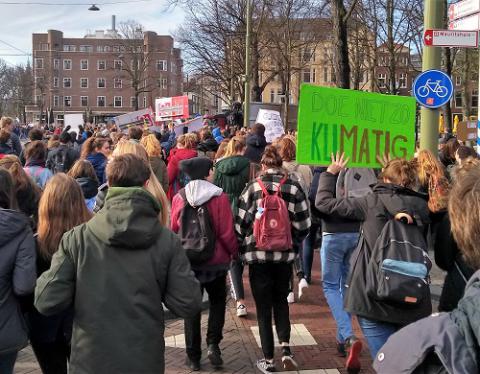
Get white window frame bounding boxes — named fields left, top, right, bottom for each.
left=53, top=77, right=59, bottom=88
left=64, top=96, right=72, bottom=107
left=80, top=59, right=88, bottom=70
left=80, top=96, right=88, bottom=107
left=80, top=78, right=89, bottom=89
left=97, top=60, right=106, bottom=70
left=63, top=59, right=72, bottom=70
left=114, top=60, right=123, bottom=70
left=456, top=76, right=462, bottom=86
left=63, top=45, right=76, bottom=52
left=130, top=97, right=136, bottom=108
left=97, top=96, right=106, bottom=107
left=399, top=73, right=407, bottom=88
left=97, top=78, right=106, bottom=88
left=53, top=59, right=60, bottom=70
left=156, top=60, right=167, bottom=71
left=79, top=45, right=92, bottom=52
left=143, top=96, right=147, bottom=108
left=114, top=78, right=122, bottom=89
left=378, top=73, right=386, bottom=88
left=63, top=77, right=72, bottom=88
left=34, top=58, right=43, bottom=69
left=53, top=95, right=59, bottom=107
left=114, top=96, right=123, bottom=108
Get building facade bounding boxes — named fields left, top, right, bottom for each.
left=28, top=27, right=183, bottom=123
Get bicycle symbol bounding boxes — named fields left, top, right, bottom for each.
left=416, top=79, right=448, bottom=98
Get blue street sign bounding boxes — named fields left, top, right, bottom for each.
left=412, top=70, right=454, bottom=109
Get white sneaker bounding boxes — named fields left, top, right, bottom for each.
left=236, top=304, right=247, bottom=317
left=287, top=292, right=295, bottom=304
left=298, top=278, right=309, bottom=299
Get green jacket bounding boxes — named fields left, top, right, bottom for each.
left=35, top=187, right=202, bottom=374
left=214, top=155, right=250, bottom=214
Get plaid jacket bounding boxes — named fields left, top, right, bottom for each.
left=235, top=169, right=311, bottom=264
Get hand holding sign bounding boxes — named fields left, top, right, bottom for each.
left=327, top=152, right=349, bottom=175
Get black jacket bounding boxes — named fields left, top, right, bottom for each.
left=197, top=138, right=219, bottom=154
left=316, top=172, right=431, bottom=325
left=46, top=144, right=79, bottom=173
left=434, top=213, right=475, bottom=312
left=244, top=134, right=267, bottom=164
left=76, top=177, right=99, bottom=200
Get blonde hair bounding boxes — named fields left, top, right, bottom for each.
left=223, top=136, right=246, bottom=158
left=112, top=140, right=169, bottom=225
left=37, top=174, right=92, bottom=258
left=278, top=136, right=296, bottom=162
left=416, top=149, right=446, bottom=188
left=140, top=134, right=162, bottom=158
left=0, top=116, right=13, bottom=129
left=182, top=133, right=198, bottom=150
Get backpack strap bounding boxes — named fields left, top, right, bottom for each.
left=257, top=177, right=286, bottom=197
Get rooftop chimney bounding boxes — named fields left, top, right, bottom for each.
left=112, top=15, right=116, bottom=31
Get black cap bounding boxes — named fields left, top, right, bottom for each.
left=179, top=157, right=213, bottom=180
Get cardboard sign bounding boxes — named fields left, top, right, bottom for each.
left=155, top=96, right=189, bottom=121
left=297, top=85, right=416, bottom=167
left=457, top=121, right=478, bottom=141
left=256, top=109, right=284, bottom=143
left=114, top=108, right=154, bottom=130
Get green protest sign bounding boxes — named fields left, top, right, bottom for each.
left=296, top=84, right=416, bottom=168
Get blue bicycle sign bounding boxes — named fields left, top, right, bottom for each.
left=413, top=70, right=453, bottom=109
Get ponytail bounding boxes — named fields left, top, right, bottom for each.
left=261, top=145, right=283, bottom=170
left=80, top=137, right=110, bottom=159
left=223, top=136, right=246, bottom=158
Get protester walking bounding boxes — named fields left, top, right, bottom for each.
left=236, top=145, right=311, bottom=372
left=171, top=156, right=238, bottom=371
left=28, top=174, right=92, bottom=374
left=0, top=169, right=36, bottom=374
left=24, top=141, right=53, bottom=189
left=67, top=160, right=100, bottom=212
left=167, top=133, right=198, bottom=200
left=35, top=154, right=202, bottom=374
left=213, top=136, right=250, bottom=317
left=141, top=134, right=169, bottom=193
left=316, top=154, right=431, bottom=363
left=0, top=117, right=22, bottom=156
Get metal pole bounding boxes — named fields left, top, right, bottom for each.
left=477, top=49, right=480, bottom=155
left=243, top=0, right=251, bottom=128
left=419, top=0, right=444, bottom=155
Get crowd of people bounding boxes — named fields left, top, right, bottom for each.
left=0, top=113, right=480, bottom=374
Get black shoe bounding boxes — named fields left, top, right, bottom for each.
left=337, top=341, right=347, bottom=357
left=185, top=357, right=201, bottom=371
left=281, top=346, right=298, bottom=371
left=207, top=344, right=223, bottom=368
left=256, top=358, right=276, bottom=373
left=345, top=336, right=363, bottom=374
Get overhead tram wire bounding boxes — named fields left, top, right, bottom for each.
left=0, top=39, right=30, bottom=56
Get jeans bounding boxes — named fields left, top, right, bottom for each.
left=303, top=223, right=321, bottom=283
left=184, top=275, right=227, bottom=361
left=320, top=232, right=359, bottom=343
left=0, top=352, right=17, bottom=374
left=249, top=262, right=292, bottom=359
left=229, top=259, right=244, bottom=301
left=357, top=317, right=398, bottom=359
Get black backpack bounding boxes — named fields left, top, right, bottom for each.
left=366, top=198, right=432, bottom=307
left=178, top=189, right=216, bottom=266
left=52, top=147, right=68, bottom=174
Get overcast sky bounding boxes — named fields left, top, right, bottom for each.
left=0, top=0, right=185, bottom=66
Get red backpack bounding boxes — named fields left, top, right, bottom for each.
left=253, top=178, right=293, bottom=251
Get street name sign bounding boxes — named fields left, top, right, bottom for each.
left=449, top=12, right=480, bottom=30
left=449, top=0, right=480, bottom=21
left=424, top=29, right=478, bottom=47
left=296, top=85, right=416, bottom=168
left=413, top=70, right=454, bottom=109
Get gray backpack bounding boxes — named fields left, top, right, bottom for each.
left=336, top=168, right=377, bottom=198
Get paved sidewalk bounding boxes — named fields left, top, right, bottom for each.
left=15, top=251, right=375, bottom=373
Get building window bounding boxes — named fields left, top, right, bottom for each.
left=80, top=78, right=88, bottom=88
left=156, top=60, right=167, bottom=71
left=40, top=43, right=49, bottom=51
left=97, top=78, right=106, bottom=88
left=311, top=69, right=316, bottom=83
left=455, top=91, right=463, bottom=107
left=130, top=97, right=136, bottom=108
left=114, top=78, right=122, bottom=89
left=97, top=60, right=106, bottom=70
left=80, top=60, right=88, bottom=70
left=302, top=47, right=315, bottom=63
left=64, top=96, right=72, bottom=107
left=302, top=69, right=311, bottom=83
left=53, top=77, right=59, bottom=88
left=399, top=73, right=407, bottom=88
left=97, top=96, right=106, bottom=107
left=56, top=114, right=64, bottom=124
left=105, top=46, right=111, bottom=52
left=456, top=76, right=462, bottom=86
left=81, top=96, right=88, bottom=107
left=378, top=73, right=386, bottom=88
left=113, top=45, right=120, bottom=52
left=79, top=45, right=93, bottom=52
left=114, top=96, right=123, bottom=107
left=63, top=45, right=76, bottom=52
left=270, top=89, right=275, bottom=103
left=63, top=59, right=72, bottom=70
left=161, top=78, right=167, bottom=89
left=53, top=59, right=60, bottom=70
left=34, top=58, right=43, bottom=69
left=472, top=89, right=478, bottom=108
left=143, top=96, right=147, bottom=108
left=114, top=60, right=123, bottom=70
left=171, top=62, right=176, bottom=73
left=53, top=95, right=59, bottom=107
left=63, top=78, right=72, bottom=88
left=323, top=67, right=328, bottom=82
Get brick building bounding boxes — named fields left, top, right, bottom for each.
left=28, top=23, right=183, bottom=124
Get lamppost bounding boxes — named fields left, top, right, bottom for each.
left=243, top=0, right=252, bottom=128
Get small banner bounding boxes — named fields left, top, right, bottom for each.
left=296, top=84, right=416, bottom=168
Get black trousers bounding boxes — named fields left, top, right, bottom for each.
left=249, top=262, right=292, bottom=359
left=31, top=340, right=70, bottom=374
left=184, top=275, right=227, bottom=361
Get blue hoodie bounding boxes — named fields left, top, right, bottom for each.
left=86, top=153, right=108, bottom=184
left=212, top=127, right=224, bottom=144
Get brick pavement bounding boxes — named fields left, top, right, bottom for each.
left=15, top=250, right=375, bottom=373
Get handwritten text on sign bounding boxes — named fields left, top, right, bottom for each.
left=296, top=85, right=416, bottom=168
